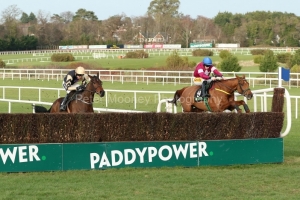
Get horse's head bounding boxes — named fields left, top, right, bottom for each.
left=88, top=72, right=105, bottom=97
left=236, top=75, right=253, bottom=100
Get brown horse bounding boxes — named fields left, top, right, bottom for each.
left=49, top=73, right=105, bottom=113
left=168, top=75, right=253, bottom=113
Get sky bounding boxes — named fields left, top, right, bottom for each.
left=1, top=0, right=300, bottom=20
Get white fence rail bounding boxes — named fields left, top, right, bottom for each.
left=0, top=69, right=299, bottom=88
left=0, top=47, right=298, bottom=57
left=0, top=86, right=298, bottom=119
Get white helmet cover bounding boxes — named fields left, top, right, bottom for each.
left=75, top=66, right=85, bottom=74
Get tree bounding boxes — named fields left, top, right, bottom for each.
left=73, top=9, right=98, bottom=21
left=259, top=50, right=279, bottom=72
left=178, top=15, right=194, bottom=48
left=20, top=12, right=29, bottom=23
left=289, top=49, right=300, bottom=68
left=219, top=55, right=242, bottom=72
left=147, top=0, right=180, bottom=32
left=1, top=5, right=22, bottom=38
left=0, top=4, right=22, bottom=23
left=28, top=12, right=37, bottom=23
left=0, top=59, right=6, bottom=68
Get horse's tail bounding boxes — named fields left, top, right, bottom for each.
left=34, top=105, right=50, bottom=113
left=168, top=87, right=188, bottom=106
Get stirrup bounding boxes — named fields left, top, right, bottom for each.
left=60, top=105, right=66, bottom=111
left=195, top=96, right=203, bottom=102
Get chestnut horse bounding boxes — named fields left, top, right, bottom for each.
left=49, top=73, right=105, bottom=113
left=168, top=75, right=253, bottom=113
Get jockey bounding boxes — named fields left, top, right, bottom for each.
left=60, top=66, right=89, bottom=111
left=193, top=57, right=224, bottom=101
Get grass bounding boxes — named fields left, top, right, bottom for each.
left=1, top=164, right=300, bottom=199
left=0, top=54, right=299, bottom=199
left=2, top=51, right=256, bottom=70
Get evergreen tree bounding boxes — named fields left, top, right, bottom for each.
left=219, top=55, right=242, bottom=72
left=259, top=50, right=279, bottom=72
left=20, top=12, right=29, bottom=23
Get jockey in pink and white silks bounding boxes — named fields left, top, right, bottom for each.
left=193, top=57, right=224, bottom=101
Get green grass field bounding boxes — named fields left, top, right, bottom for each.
left=0, top=53, right=299, bottom=199
left=1, top=50, right=257, bottom=70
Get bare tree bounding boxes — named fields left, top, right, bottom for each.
left=0, top=5, right=22, bottom=37
left=178, top=15, right=194, bottom=47
left=147, top=0, right=180, bottom=35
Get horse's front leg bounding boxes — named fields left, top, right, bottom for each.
left=231, top=100, right=250, bottom=113
left=229, top=102, right=242, bottom=113
left=242, top=103, right=250, bottom=113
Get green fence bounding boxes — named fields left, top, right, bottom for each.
left=0, top=138, right=283, bottom=172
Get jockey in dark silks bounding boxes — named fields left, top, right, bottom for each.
left=60, top=66, right=89, bottom=111
left=193, top=57, right=225, bottom=101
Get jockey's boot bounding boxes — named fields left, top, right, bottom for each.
left=60, top=94, right=69, bottom=111
left=200, top=81, right=210, bottom=98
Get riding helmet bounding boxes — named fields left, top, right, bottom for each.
left=203, top=57, right=212, bottom=66
left=75, top=66, right=85, bottom=74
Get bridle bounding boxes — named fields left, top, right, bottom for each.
left=76, top=77, right=103, bottom=104
left=216, top=78, right=251, bottom=97
left=237, top=78, right=251, bottom=96
left=83, top=79, right=103, bottom=95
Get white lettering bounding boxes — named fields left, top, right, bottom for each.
left=0, top=147, right=17, bottom=164
left=124, top=149, right=136, bottom=165
left=135, top=147, right=147, bottom=163
left=90, top=153, right=100, bottom=169
left=18, top=146, right=27, bottom=163
left=190, top=143, right=198, bottom=158
left=158, top=145, right=172, bottom=161
left=111, top=150, right=123, bottom=166
left=172, top=144, right=189, bottom=159
left=99, top=152, right=111, bottom=168
left=148, top=147, right=157, bottom=162
left=198, top=142, right=209, bottom=157
left=29, top=145, right=40, bottom=161
left=89, top=142, right=210, bottom=169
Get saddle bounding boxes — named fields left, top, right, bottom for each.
left=194, top=81, right=214, bottom=102
left=65, top=91, right=82, bottom=107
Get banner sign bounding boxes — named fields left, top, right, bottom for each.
left=89, top=45, right=107, bottom=49
left=59, top=46, right=74, bottom=50
left=124, top=45, right=143, bottom=49
left=58, top=45, right=88, bottom=50
left=190, top=43, right=213, bottom=48
left=163, top=44, right=182, bottom=49
left=0, top=138, right=283, bottom=172
left=144, top=44, right=164, bottom=49
left=215, top=43, right=240, bottom=48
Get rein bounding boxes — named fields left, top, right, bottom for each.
left=75, top=82, right=103, bottom=104
left=215, top=78, right=250, bottom=96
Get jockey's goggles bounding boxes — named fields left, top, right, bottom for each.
left=76, top=74, right=84, bottom=76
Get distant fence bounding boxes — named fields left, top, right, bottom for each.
left=0, top=47, right=298, bottom=57
left=0, top=69, right=299, bottom=88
